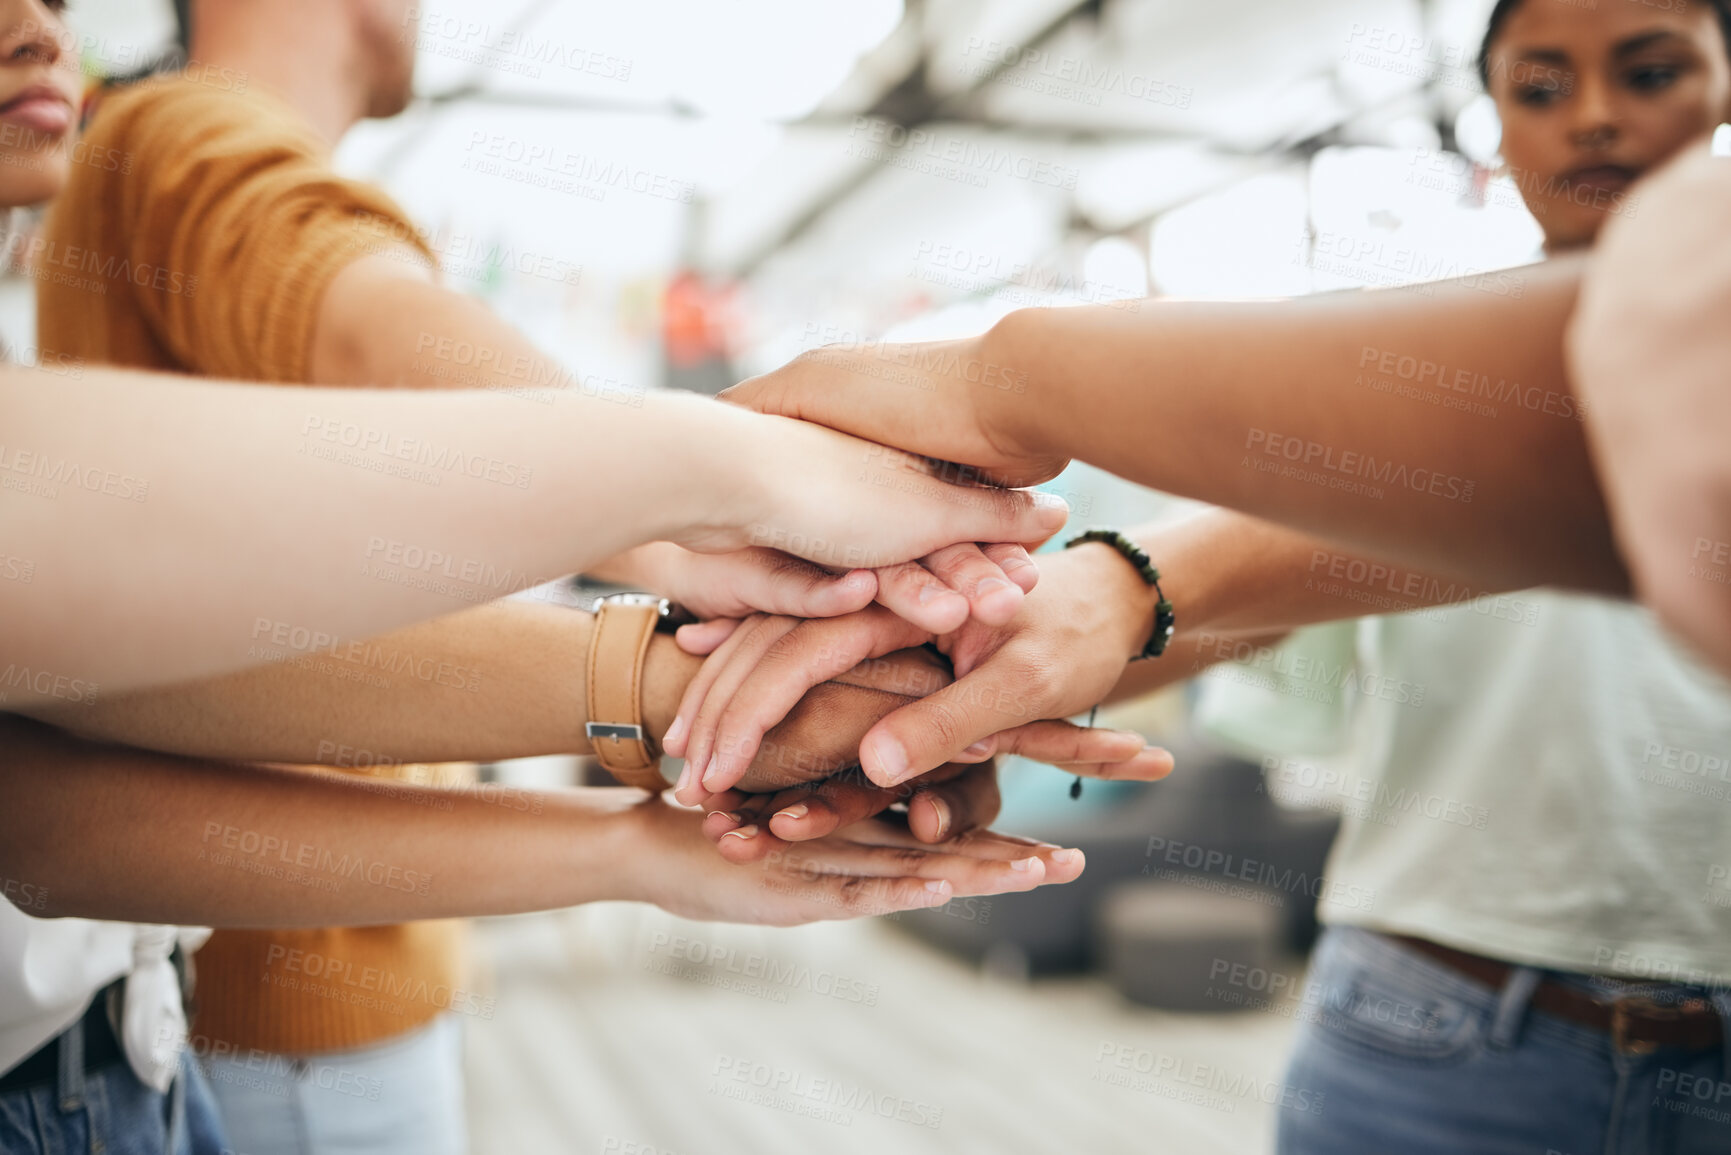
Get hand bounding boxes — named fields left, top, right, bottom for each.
left=594, top=539, right=1038, bottom=634
left=675, top=409, right=1070, bottom=572
left=618, top=792, right=1082, bottom=926
left=672, top=542, right=1175, bottom=795
left=698, top=761, right=1011, bottom=863
left=665, top=647, right=1009, bottom=849
left=720, top=330, right=1069, bottom=489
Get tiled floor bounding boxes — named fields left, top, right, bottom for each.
left=463, top=904, right=1296, bottom=1155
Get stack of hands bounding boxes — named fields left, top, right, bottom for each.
left=595, top=345, right=1175, bottom=924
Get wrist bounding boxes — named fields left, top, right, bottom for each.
left=641, top=633, right=701, bottom=747
left=1062, top=542, right=1161, bottom=662
left=982, top=309, right=1066, bottom=462
left=653, top=392, right=776, bottom=552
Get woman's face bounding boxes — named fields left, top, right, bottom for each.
left=0, top=0, right=80, bottom=211
left=1487, top=0, right=1731, bottom=250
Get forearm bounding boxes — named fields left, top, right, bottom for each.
left=989, top=259, right=1624, bottom=594
left=23, top=601, right=701, bottom=766
left=0, top=715, right=646, bottom=927
left=0, top=365, right=755, bottom=699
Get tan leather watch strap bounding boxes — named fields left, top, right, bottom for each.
left=585, top=598, right=666, bottom=790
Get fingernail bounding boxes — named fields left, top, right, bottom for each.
left=918, top=585, right=964, bottom=608
left=927, top=797, right=951, bottom=840
left=865, top=732, right=909, bottom=784
left=1034, top=492, right=1069, bottom=515
left=723, top=825, right=759, bottom=841
left=674, top=762, right=693, bottom=795
left=843, top=570, right=875, bottom=589
left=976, top=577, right=1014, bottom=597
left=1051, top=849, right=1081, bottom=865
left=963, top=739, right=993, bottom=758
left=701, top=755, right=723, bottom=792
left=776, top=803, right=810, bottom=821
left=1010, top=856, right=1037, bottom=872
left=925, top=880, right=952, bottom=897
left=663, top=715, right=688, bottom=751
left=1000, top=554, right=1034, bottom=571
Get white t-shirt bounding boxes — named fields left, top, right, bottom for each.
left=1198, top=591, right=1731, bottom=984
left=0, top=904, right=207, bottom=1091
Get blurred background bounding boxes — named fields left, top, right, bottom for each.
left=5, top=1, right=1597, bottom=1151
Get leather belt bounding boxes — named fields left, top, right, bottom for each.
left=1392, top=935, right=1722, bottom=1055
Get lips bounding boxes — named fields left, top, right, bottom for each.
left=0, top=85, right=74, bottom=137
left=1561, top=164, right=1640, bottom=194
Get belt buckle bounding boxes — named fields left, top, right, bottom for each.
left=1611, top=997, right=1664, bottom=1055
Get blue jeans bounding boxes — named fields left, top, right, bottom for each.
left=1279, top=927, right=1731, bottom=1155
left=200, top=1014, right=466, bottom=1155
left=0, top=1047, right=226, bottom=1155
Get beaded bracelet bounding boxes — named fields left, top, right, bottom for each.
left=1063, top=529, right=1176, bottom=660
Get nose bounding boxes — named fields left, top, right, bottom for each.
left=0, top=1, right=64, bottom=69
left=1568, top=74, right=1619, bottom=152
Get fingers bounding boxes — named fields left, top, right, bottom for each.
left=832, top=817, right=1088, bottom=888
left=976, top=722, right=1175, bottom=781
left=722, top=549, right=878, bottom=618
left=681, top=616, right=802, bottom=799
left=674, top=617, right=740, bottom=658
left=682, top=610, right=930, bottom=803
left=764, top=834, right=1049, bottom=899
left=855, top=664, right=1027, bottom=787
left=872, top=560, right=971, bottom=633
left=918, top=543, right=1026, bottom=626
left=984, top=542, right=1040, bottom=594
left=666, top=613, right=767, bottom=765
left=904, top=762, right=1001, bottom=843
left=931, top=486, right=1070, bottom=557
left=871, top=543, right=1035, bottom=631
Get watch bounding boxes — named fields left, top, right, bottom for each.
left=584, top=594, right=691, bottom=790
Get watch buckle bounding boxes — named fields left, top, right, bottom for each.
left=586, top=722, right=646, bottom=742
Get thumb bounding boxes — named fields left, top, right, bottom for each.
left=858, top=654, right=1040, bottom=786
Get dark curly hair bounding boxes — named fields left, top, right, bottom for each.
left=1477, top=0, right=1731, bottom=89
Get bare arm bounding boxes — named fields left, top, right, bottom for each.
left=0, top=716, right=1071, bottom=928
left=726, top=257, right=1623, bottom=597
left=0, top=365, right=1065, bottom=702
left=1568, top=150, right=1731, bottom=674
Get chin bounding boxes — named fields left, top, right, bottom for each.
left=0, top=156, right=67, bottom=210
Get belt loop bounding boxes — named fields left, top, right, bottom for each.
left=1488, top=966, right=1543, bottom=1051
left=55, top=1008, right=86, bottom=1113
